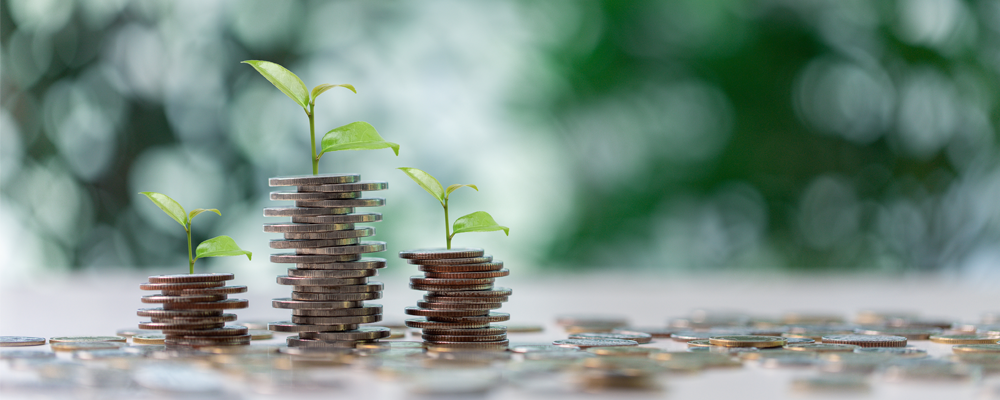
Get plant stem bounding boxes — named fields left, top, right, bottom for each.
left=308, top=103, right=318, bottom=175
left=186, top=225, right=194, bottom=274
left=444, top=199, right=451, bottom=250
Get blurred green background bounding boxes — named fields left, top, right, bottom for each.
left=2, top=0, right=999, bottom=279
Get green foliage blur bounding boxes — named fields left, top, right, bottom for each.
left=1, top=0, right=998, bottom=275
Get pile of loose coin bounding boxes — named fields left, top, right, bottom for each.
left=264, top=174, right=390, bottom=348
left=137, top=273, right=250, bottom=347
left=400, top=247, right=511, bottom=350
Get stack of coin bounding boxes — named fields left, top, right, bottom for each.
left=137, top=273, right=250, bottom=347
left=400, top=248, right=511, bottom=350
left=265, top=174, right=390, bottom=348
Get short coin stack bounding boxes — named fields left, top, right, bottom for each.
left=400, top=248, right=511, bottom=350
left=265, top=174, right=390, bottom=348
left=137, top=273, right=250, bottom=347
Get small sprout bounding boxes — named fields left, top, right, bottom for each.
left=242, top=60, right=398, bottom=175
left=398, top=167, right=509, bottom=249
left=139, top=192, right=252, bottom=274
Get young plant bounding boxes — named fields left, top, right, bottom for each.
left=139, top=192, right=252, bottom=274
left=398, top=167, right=509, bottom=249
left=242, top=60, right=399, bottom=175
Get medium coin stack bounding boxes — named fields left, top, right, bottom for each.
left=137, top=273, right=251, bottom=347
left=265, top=174, right=390, bottom=348
left=400, top=248, right=511, bottom=350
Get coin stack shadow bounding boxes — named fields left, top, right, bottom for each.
left=137, top=273, right=251, bottom=347
left=265, top=174, right=391, bottom=348
left=400, top=248, right=512, bottom=350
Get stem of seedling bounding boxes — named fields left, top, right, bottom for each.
left=308, top=103, right=318, bottom=175
left=186, top=223, right=194, bottom=274
left=443, top=198, right=452, bottom=250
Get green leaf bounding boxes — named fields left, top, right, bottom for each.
left=139, top=192, right=187, bottom=228
left=398, top=167, right=445, bottom=203
left=311, top=83, right=356, bottom=103
left=320, top=121, right=400, bottom=156
left=452, top=211, right=510, bottom=236
left=195, top=235, right=252, bottom=261
left=445, top=184, right=478, bottom=199
left=189, top=208, right=221, bottom=223
left=242, top=60, right=310, bottom=110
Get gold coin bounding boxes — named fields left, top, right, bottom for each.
left=51, top=341, right=125, bottom=352
left=49, top=336, right=127, bottom=343
left=929, top=335, right=999, bottom=345
left=709, top=335, right=786, bottom=348
left=952, top=344, right=1000, bottom=353
left=249, top=330, right=273, bottom=340
left=687, top=340, right=712, bottom=348
left=132, top=334, right=166, bottom=345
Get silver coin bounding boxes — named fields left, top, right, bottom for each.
left=288, top=268, right=377, bottom=278
left=295, top=198, right=385, bottom=208
left=263, top=223, right=355, bottom=233
left=424, top=288, right=512, bottom=298
left=267, top=322, right=360, bottom=332
left=297, top=181, right=388, bottom=192
left=294, top=258, right=386, bottom=270
left=291, top=292, right=382, bottom=301
left=277, top=276, right=368, bottom=286
left=294, top=242, right=386, bottom=255
left=298, top=327, right=391, bottom=341
left=283, top=227, right=375, bottom=240
left=137, top=308, right=224, bottom=318
left=270, top=253, right=362, bottom=264
left=291, top=314, right=382, bottom=325
left=510, top=344, right=580, bottom=353
left=398, top=248, right=486, bottom=260
left=292, top=282, right=384, bottom=293
left=0, top=336, right=47, bottom=347
left=271, top=299, right=363, bottom=309
left=286, top=337, right=373, bottom=348
left=270, top=191, right=361, bottom=201
left=292, top=214, right=382, bottom=224
left=409, top=256, right=494, bottom=265
left=268, top=174, right=360, bottom=187
left=292, top=304, right=383, bottom=317
left=264, top=207, right=354, bottom=217
left=270, top=237, right=361, bottom=249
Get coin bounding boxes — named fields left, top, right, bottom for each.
left=425, top=340, right=509, bottom=350
left=139, top=320, right=225, bottom=330
left=165, top=336, right=251, bottom=346
left=410, top=256, right=494, bottom=265
left=272, top=299, right=364, bottom=309
left=0, top=336, right=46, bottom=347
left=267, top=322, right=360, bottom=332
left=292, top=304, right=382, bottom=316
left=51, top=341, right=125, bottom=352
left=423, top=269, right=510, bottom=279
left=291, top=214, right=382, bottom=224
left=427, top=312, right=510, bottom=323
left=116, top=328, right=158, bottom=338
left=820, top=335, right=907, bottom=347
left=399, top=248, right=485, bottom=260
left=929, top=334, right=999, bottom=344
left=162, top=299, right=249, bottom=310
left=270, top=253, right=363, bottom=263
left=421, top=326, right=508, bottom=336
left=670, top=332, right=716, bottom=342
left=141, top=294, right=227, bottom=303
left=416, top=301, right=501, bottom=310
left=553, top=339, right=637, bottom=349
left=137, top=308, right=223, bottom=318
left=423, top=334, right=507, bottom=342
left=709, top=335, right=786, bottom=348
left=151, top=313, right=237, bottom=323
left=290, top=292, right=381, bottom=301
left=159, top=326, right=248, bottom=336
left=160, top=285, right=248, bottom=296
left=290, top=315, right=382, bottom=325
left=298, top=181, right=388, bottom=192
left=133, top=334, right=166, bottom=344
left=570, top=332, right=653, bottom=344
left=405, top=307, right=491, bottom=318
left=264, top=222, right=356, bottom=233
left=952, top=344, right=1000, bottom=353
left=286, top=336, right=372, bottom=348
left=269, top=173, right=361, bottom=186
left=416, top=262, right=504, bottom=273
left=405, top=318, right=490, bottom=329
left=686, top=340, right=712, bottom=348
left=294, top=242, right=386, bottom=255
left=293, top=258, right=386, bottom=270
left=298, top=327, right=391, bottom=341
left=270, top=190, right=361, bottom=201
left=587, top=346, right=660, bottom=356
left=784, top=343, right=860, bottom=352
left=612, top=327, right=673, bottom=338
left=424, top=296, right=508, bottom=304
left=411, top=283, right=494, bottom=292
left=292, top=283, right=384, bottom=293
left=784, top=337, right=816, bottom=344
left=287, top=268, right=377, bottom=278
left=283, top=227, right=375, bottom=240
left=49, top=336, right=126, bottom=343
left=277, top=276, right=368, bottom=286
left=148, top=273, right=235, bottom=284
left=270, top=237, right=361, bottom=248
left=854, top=327, right=941, bottom=340
left=140, top=281, right=225, bottom=291
left=294, top=198, right=385, bottom=208
left=264, top=206, right=355, bottom=217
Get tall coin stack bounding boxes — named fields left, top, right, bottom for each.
left=400, top=248, right=511, bottom=350
left=265, top=174, right=391, bottom=348
left=137, top=273, right=251, bottom=347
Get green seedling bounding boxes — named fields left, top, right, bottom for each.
left=242, top=60, right=399, bottom=175
left=139, top=192, right=252, bottom=274
left=398, top=167, right=509, bottom=249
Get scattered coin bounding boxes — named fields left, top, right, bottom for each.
left=133, top=334, right=166, bottom=345
left=248, top=330, right=274, bottom=340
left=821, top=335, right=907, bottom=348
left=952, top=344, right=1000, bottom=353
left=709, top=335, right=786, bottom=348
left=51, top=341, right=125, bottom=352
left=929, top=334, right=999, bottom=345
left=0, top=336, right=46, bottom=347
left=49, top=336, right=126, bottom=343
